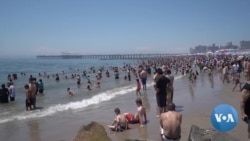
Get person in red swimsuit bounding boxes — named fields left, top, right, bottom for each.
left=124, top=98, right=147, bottom=127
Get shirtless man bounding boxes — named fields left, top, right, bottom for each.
left=140, top=69, right=148, bottom=90
left=240, top=78, right=250, bottom=139
left=108, top=108, right=128, bottom=131
left=160, top=103, right=182, bottom=141
left=125, top=98, right=147, bottom=128
left=24, top=84, right=32, bottom=111
left=29, top=78, right=37, bottom=109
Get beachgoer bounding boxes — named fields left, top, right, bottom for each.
left=96, top=81, right=100, bottom=88
left=108, top=108, right=128, bottom=131
left=87, top=82, right=92, bottom=91
left=136, top=79, right=141, bottom=96
left=106, top=70, right=110, bottom=77
left=29, top=78, right=37, bottom=109
left=188, top=70, right=193, bottom=83
left=240, top=79, right=250, bottom=139
left=222, top=65, right=229, bottom=83
left=160, top=103, right=182, bottom=141
left=114, top=69, right=119, bottom=79
left=140, top=69, right=147, bottom=90
left=7, top=82, right=15, bottom=101
left=166, top=69, right=174, bottom=104
left=232, top=72, right=242, bottom=91
left=38, top=79, right=44, bottom=95
left=67, top=87, right=74, bottom=96
left=125, top=98, right=147, bottom=128
left=0, top=84, right=9, bottom=103
left=127, top=69, right=131, bottom=81
left=77, top=75, right=81, bottom=85
left=55, top=74, right=60, bottom=81
left=154, top=68, right=170, bottom=117
left=124, top=75, right=127, bottom=81
left=24, top=84, right=32, bottom=111
left=33, top=78, right=39, bottom=95
left=98, top=69, right=102, bottom=79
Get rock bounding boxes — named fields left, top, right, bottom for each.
left=188, top=125, right=240, bottom=141
left=72, top=122, right=112, bottom=141
left=125, top=139, right=154, bottom=141
left=125, top=139, right=148, bottom=141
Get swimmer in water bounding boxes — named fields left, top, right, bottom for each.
left=67, top=87, right=74, bottom=96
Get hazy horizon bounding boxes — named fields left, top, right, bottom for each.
left=0, top=0, right=250, bottom=58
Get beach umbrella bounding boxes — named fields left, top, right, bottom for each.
left=237, top=55, right=244, bottom=61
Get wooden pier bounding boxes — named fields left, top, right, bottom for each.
left=36, top=53, right=189, bottom=59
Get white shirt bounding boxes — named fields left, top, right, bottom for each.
left=8, top=85, right=15, bottom=97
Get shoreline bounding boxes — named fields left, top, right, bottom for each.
left=0, top=72, right=247, bottom=141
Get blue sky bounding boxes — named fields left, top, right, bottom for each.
left=0, top=0, right=250, bottom=57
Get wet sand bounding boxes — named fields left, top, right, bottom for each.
left=0, top=72, right=247, bottom=141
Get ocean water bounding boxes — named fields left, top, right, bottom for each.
left=0, top=58, right=139, bottom=124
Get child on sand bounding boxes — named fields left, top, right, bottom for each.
left=136, top=79, right=141, bottom=96
left=67, top=87, right=74, bottom=96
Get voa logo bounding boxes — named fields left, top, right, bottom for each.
left=214, top=113, right=235, bottom=123
left=210, top=104, right=238, bottom=132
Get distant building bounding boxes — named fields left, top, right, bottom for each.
left=207, top=43, right=219, bottom=52
left=190, top=44, right=219, bottom=54
left=240, top=40, right=250, bottom=49
left=220, top=42, right=238, bottom=50
left=189, top=41, right=250, bottom=54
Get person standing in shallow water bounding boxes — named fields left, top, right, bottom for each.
left=140, top=68, right=148, bottom=90
left=166, top=69, right=174, bottom=104
left=0, top=84, right=9, bottom=103
left=38, top=79, right=44, bottom=95
left=67, top=87, right=74, bottom=96
left=24, top=84, right=32, bottom=111
left=7, top=82, right=15, bottom=101
left=154, top=68, right=170, bottom=117
left=29, top=78, right=37, bottom=109
left=136, top=79, right=142, bottom=96
left=76, top=75, right=81, bottom=85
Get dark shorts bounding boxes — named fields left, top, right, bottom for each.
left=156, top=94, right=167, bottom=108
left=31, top=96, right=36, bottom=106
left=162, top=134, right=181, bottom=141
left=39, top=89, right=44, bottom=94
left=141, top=77, right=147, bottom=85
left=10, top=97, right=15, bottom=101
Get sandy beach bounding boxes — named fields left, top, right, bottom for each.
left=0, top=70, right=247, bottom=141
left=106, top=71, right=247, bottom=141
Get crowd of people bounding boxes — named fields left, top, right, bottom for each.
left=106, top=54, right=250, bottom=141
left=2, top=54, right=250, bottom=140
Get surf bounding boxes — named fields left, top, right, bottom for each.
left=0, top=75, right=184, bottom=124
